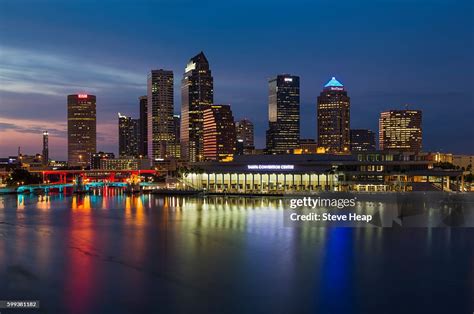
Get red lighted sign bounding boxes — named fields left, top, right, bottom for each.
left=78, top=94, right=88, bottom=98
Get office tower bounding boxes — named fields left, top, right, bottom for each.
left=90, top=152, right=115, bottom=169
left=139, top=95, right=148, bottom=157
left=379, top=109, right=422, bottom=151
left=181, top=52, right=214, bottom=162
left=67, top=94, right=96, bottom=167
left=265, top=75, right=300, bottom=154
left=236, top=139, right=245, bottom=155
left=168, top=114, right=181, bottom=158
left=317, top=77, right=350, bottom=153
left=118, top=113, right=140, bottom=157
left=350, top=129, right=376, bottom=151
left=235, top=119, right=255, bottom=155
left=203, top=105, right=236, bottom=161
left=42, top=130, right=49, bottom=165
left=147, top=69, right=175, bottom=160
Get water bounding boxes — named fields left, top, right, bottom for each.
left=0, top=193, right=473, bottom=313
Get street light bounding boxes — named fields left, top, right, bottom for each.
left=79, top=155, right=84, bottom=170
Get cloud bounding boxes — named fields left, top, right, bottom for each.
left=0, top=46, right=145, bottom=97
left=0, top=118, right=67, bottom=137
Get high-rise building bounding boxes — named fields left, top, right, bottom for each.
left=118, top=113, right=140, bottom=157
left=168, top=114, right=181, bottom=158
left=379, top=109, right=422, bottom=151
left=350, top=129, right=376, bottom=151
left=317, top=77, right=350, bottom=153
left=147, top=69, right=175, bottom=160
left=266, top=75, right=300, bottom=154
left=235, top=119, right=255, bottom=155
left=236, top=139, right=245, bottom=155
left=139, top=95, right=148, bottom=157
left=42, top=130, right=49, bottom=165
left=181, top=52, right=214, bottom=162
left=67, top=94, right=96, bottom=167
left=203, top=105, right=236, bottom=161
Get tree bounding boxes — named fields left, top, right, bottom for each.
left=6, top=169, right=42, bottom=186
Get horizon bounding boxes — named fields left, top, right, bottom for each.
left=1, top=0, right=473, bottom=159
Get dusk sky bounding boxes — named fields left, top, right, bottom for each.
left=0, top=0, right=473, bottom=160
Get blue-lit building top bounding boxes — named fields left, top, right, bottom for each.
left=324, top=77, right=344, bottom=90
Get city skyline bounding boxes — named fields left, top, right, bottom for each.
left=0, top=0, right=473, bottom=159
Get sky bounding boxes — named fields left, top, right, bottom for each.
left=0, top=0, right=473, bottom=160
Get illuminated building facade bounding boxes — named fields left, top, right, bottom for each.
left=379, top=109, right=422, bottom=151
left=100, top=157, right=149, bottom=170
left=350, top=129, right=376, bottom=151
left=139, top=95, right=148, bottom=157
left=67, top=94, right=96, bottom=167
left=183, top=153, right=465, bottom=193
left=118, top=113, right=140, bottom=157
left=203, top=105, right=236, bottom=161
left=266, top=74, right=300, bottom=154
left=90, top=152, right=115, bottom=169
left=293, top=139, right=321, bottom=154
left=235, top=119, right=255, bottom=155
left=317, top=77, right=350, bottom=153
left=147, top=69, right=175, bottom=160
left=181, top=52, right=214, bottom=162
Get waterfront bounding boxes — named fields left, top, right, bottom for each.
left=0, top=193, right=473, bottom=313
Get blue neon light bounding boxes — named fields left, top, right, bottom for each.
left=324, top=77, right=344, bottom=88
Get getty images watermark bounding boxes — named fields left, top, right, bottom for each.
left=283, top=192, right=474, bottom=228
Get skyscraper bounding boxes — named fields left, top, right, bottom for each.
left=181, top=52, right=214, bottom=162
left=147, top=70, right=175, bottom=160
left=350, top=129, right=376, bottom=151
left=203, top=105, right=236, bottom=161
left=266, top=75, right=300, bottom=154
left=139, top=95, right=148, bottom=157
left=42, top=130, right=49, bottom=165
left=379, top=109, right=422, bottom=151
left=317, top=77, right=350, bottom=153
left=67, top=94, right=96, bottom=167
left=168, top=114, right=181, bottom=158
left=118, top=113, right=140, bottom=157
left=235, top=119, right=255, bottom=155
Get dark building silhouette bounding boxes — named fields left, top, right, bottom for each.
left=181, top=52, right=214, bottom=162
left=67, top=94, right=96, bottom=167
left=139, top=95, right=148, bottom=157
left=118, top=113, right=140, bottom=157
left=379, top=109, right=422, bottom=151
left=203, top=105, right=236, bottom=161
left=169, top=114, right=181, bottom=158
left=148, top=69, right=175, bottom=160
left=266, top=75, right=300, bottom=154
left=235, top=119, right=255, bottom=155
left=42, top=130, right=49, bottom=165
left=350, top=129, right=376, bottom=151
left=317, top=77, right=350, bottom=153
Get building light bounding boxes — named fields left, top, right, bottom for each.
left=247, top=165, right=294, bottom=170
left=284, top=78, right=293, bottom=82
left=78, top=94, right=88, bottom=99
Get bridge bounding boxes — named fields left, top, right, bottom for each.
left=31, top=169, right=160, bottom=184
left=16, top=181, right=157, bottom=194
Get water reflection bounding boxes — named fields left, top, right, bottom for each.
left=0, top=192, right=472, bottom=313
